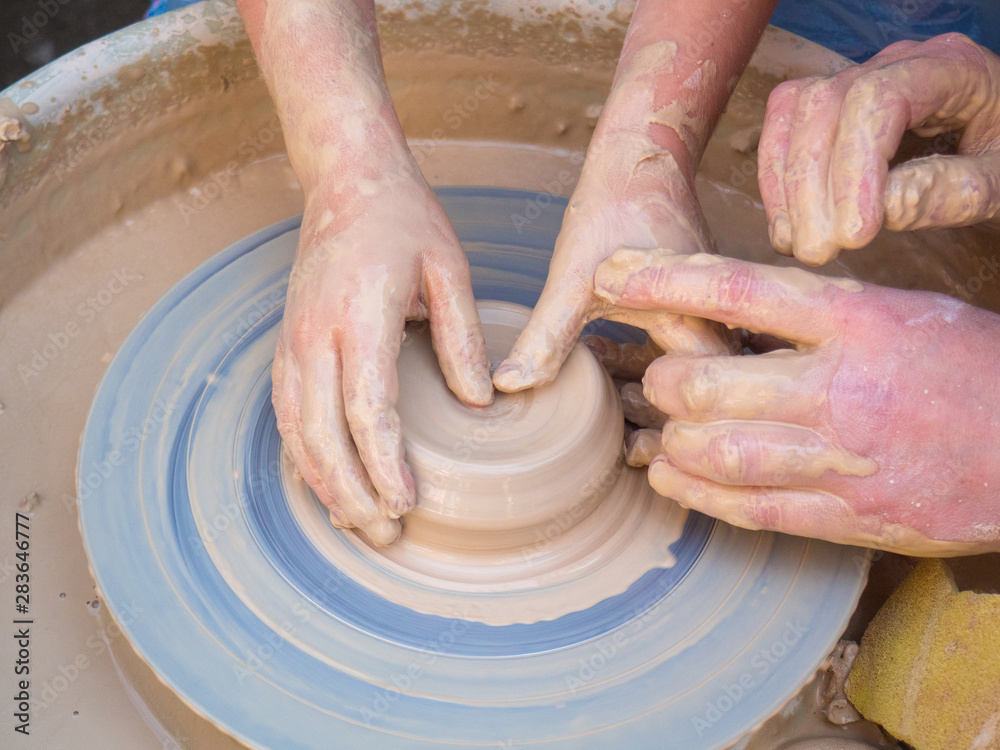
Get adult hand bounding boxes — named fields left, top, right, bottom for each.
left=759, top=33, right=1000, bottom=266
left=237, top=0, right=493, bottom=544
left=273, top=170, right=492, bottom=546
left=594, top=248, right=1000, bottom=556
left=491, top=46, right=732, bottom=393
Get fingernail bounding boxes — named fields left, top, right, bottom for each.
left=492, top=361, right=531, bottom=393
left=770, top=211, right=792, bottom=254
left=469, top=370, right=495, bottom=407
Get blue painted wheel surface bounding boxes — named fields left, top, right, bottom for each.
left=78, top=187, right=869, bottom=749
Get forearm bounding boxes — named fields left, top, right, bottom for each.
left=234, top=0, right=409, bottom=197
left=603, top=0, right=777, bottom=180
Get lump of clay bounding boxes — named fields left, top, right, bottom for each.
left=847, top=559, right=1000, bottom=750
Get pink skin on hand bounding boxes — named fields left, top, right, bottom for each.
left=594, top=249, right=1000, bottom=556
left=759, top=33, right=1000, bottom=266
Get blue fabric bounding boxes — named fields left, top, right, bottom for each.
left=146, top=0, right=1000, bottom=59
left=146, top=0, right=198, bottom=17
left=771, top=0, right=1000, bottom=60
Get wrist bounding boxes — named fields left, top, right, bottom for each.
left=592, top=72, right=703, bottom=188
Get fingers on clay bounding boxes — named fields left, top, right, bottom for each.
left=619, top=382, right=667, bottom=429
left=625, top=428, right=663, bottom=468
left=298, top=348, right=401, bottom=546
left=828, top=55, right=977, bottom=249
left=758, top=78, right=807, bottom=254
left=781, top=76, right=850, bottom=266
left=423, top=259, right=493, bottom=407
left=493, top=283, right=591, bottom=393
left=272, top=349, right=360, bottom=532
left=340, top=322, right=417, bottom=520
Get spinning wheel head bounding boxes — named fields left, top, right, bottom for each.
left=78, top=190, right=869, bottom=750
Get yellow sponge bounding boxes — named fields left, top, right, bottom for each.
left=846, top=559, right=1000, bottom=750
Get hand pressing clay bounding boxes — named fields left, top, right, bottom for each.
left=595, top=248, right=1000, bottom=556
left=492, top=0, right=781, bottom=393
left=237, top=0, right=493, bottom=544
left=285, top=301, right=688, bottom=625
left=759, top=33, right=1000, bottom=265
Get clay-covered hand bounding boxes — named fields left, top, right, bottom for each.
left=594, top=248, right=1000, bottom=556
left=273, top=174, right=492, bottom=546
left=236, top=0, right=492, bottom=544
left=491, top=43, right=732, bottom=394
left=759, top=33, right=1000, bottom=266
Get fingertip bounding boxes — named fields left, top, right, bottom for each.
left=492, top=352, right=559, bottom=393
left=625, top=428, right=662, bottom=468
left=834, top=189, right=883, bottom=250
left=647, top=455, right=679, bottom=497
left=364, top=514, right=402, bottom=546
left=769, top=211, right=793, bottom=255
left=593, top=247, right=661, bottom=302
left=460, top=367, right=495, bottom=407
left=492, top=360, right=531, bottom=393
left=794, top=241, right=841, bottom=267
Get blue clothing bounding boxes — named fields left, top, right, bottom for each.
left=772, top=0, right=1000, bottom=60
left=146, top=0, right=1000, bottom=60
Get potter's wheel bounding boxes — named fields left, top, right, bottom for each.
left=78, top=187, right=869, bottom=749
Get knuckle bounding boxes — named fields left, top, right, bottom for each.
left=767, top=78, right=807, bottom=108
left=798, top=76, right=842, bottom=111
left=746, top=493, right=782, bottom=531
left=708, top=263, right=757, bottom=317
left=678, top=360, right=723, bottom=416
left=707, top=427, right=760, bottom=482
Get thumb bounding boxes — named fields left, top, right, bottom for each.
left=884, top=152, right=1000, bottom=232
left=493, top=274, right=593, bottom=393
